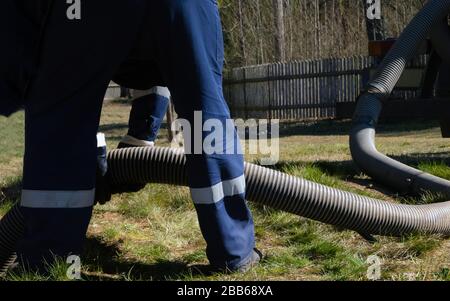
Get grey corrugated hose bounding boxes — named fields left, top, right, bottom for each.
left=105, top=146, right=450, bottom=239
left=350, top=0, right=450, bottom=196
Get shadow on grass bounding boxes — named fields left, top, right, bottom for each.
left=98, top=121, right=172, bottom=145
left=277, top=119, right=440, bottom=138
left=391, top=152, right=450, bottom=166
left=0, top=178, right=22, bottom=206
left=82, top=237, right=213, bottom=281
left=98, top=115, right=440, bottom=140
left=275, top=152, right=450, bottom=177
left=273, top=152, right=450, bottom=199
left=100, top=122, right=172, bottom=132
left=108, top=98, right=132, bottom=105
left=98, top=123, right=128, bottom=133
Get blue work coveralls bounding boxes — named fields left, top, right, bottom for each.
left=121, top=87, right=171, bottom=146
left=2, top=0, right=255, bottom=270
left=114, top=59, right=171, bottom=146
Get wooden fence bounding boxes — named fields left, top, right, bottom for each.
left=223, top=55, right=429, bottom=120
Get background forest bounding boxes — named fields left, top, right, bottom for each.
left=219, top=0, right=428, bottom=68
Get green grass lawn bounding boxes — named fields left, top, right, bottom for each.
left=1, top=102, right=450, bottom=281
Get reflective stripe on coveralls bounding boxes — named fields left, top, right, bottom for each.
left=22, top=131, right=102, bottom=208
left=190, top=175, right=246, bottom=205
left=21, top=190, right=96, bottom=209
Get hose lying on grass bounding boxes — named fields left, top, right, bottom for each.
left=350, top=0, right=450, bottom=197
left=107, top=146, right=450, bottom=237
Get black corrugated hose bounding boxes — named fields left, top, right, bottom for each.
left=0, top=205, right=24, bottom=275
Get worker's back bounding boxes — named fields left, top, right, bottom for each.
left=0, top=0, right=52, bottom=116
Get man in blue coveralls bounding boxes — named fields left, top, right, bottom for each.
left=2, top=1, right=260, bottom=273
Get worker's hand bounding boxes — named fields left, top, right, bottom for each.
left=94, top=133, right=147, bottom=205
left=95, top=134, right=112, bottom=205
left=95, top=169, right=145, bottom=205
left=95, top=168, right=112, bottom=205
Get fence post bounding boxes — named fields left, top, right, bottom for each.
left=267, top=64, right=272, bottom=122
left=243, top=67, right=248, bottom=120
left=166, top=100, right=176, bottom=143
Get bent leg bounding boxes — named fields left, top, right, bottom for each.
left=120, top=87, right=171, bottom=147
left=149, top=0, right=255, bottom=269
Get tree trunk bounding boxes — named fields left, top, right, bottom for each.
left=237, top=0, right=247, bottom=65
left=273, top=0, right=285, bottom=61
